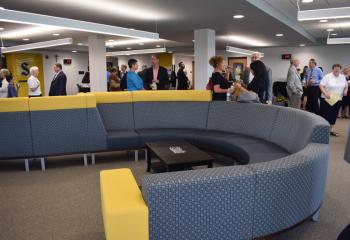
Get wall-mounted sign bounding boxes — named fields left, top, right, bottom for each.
left=282, top=54, right=292, bottom=60
left=63, top=59, right=72, bottom=65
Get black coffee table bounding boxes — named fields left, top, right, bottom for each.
left=146, top=140, right=214, bottom=172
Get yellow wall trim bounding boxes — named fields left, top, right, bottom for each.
left=29, top=95, right=86, bottom=111
left=132, top=90, right=212, bottom=102
left=0, top=98, right=29, bottom=112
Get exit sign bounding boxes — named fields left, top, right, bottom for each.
left=282, top=54, right=292, bottom=60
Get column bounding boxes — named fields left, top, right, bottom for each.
left=194, top=29, right=215, bottom=90
left=88, top=34, right=107, bottom=92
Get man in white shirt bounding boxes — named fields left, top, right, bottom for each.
left=27, top=66, right=42, bottom=97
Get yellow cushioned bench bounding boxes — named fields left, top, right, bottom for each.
left=132, top=90, right=212, bottom=102
left=100, top=169, right=149, bottom=240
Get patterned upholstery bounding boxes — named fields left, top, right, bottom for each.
left=270, top=107, right=330, bottom=153
left=87, top=108, right=107, bottom=152
left=97, top=103, right=134, bottom=131
left=31, top=109, right=88, bottom=156
left=0, top=112, right=33, bottom=158
left=134, top=102, right=209, bottom=130
left=107, top=130, right=141, bottom=150
left=207, top=102, right=279, bottom=141
left=142, top=166, right=255, bottom=240
left=247, top=143, right=329, bottom=237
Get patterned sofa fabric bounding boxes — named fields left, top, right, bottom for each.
left=0, top=111, right=33, bottom=158
left=270, top=106, right=330, bottom=153
left=133, top=102, right=210, bottom=130
left=247, top=143, right=329, bottom=237
left=207, top=102, right=279, bottom=141
left=87, top=108, right=107, bottom=152
left=30, top=109, right=89, bottom=156
left=142, top=166, right=255, bottom=240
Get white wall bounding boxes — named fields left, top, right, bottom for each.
left=256, top=45, right=350, bottom=83
left=42, top=51, right=89, bottom=95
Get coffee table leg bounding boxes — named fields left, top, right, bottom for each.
left=146, top=147, right=152, bottom=172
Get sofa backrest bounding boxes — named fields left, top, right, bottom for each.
left=95, top=92, right=134, bottom=131
left=0, top=98, right=33, bottom=159
left=270, top=107, right=329, bottom=153
left=133, top=91, right=211, bottom=130
left=29, top=96, right=89, bottom=156
left=207, top=102, right=279, bottom=141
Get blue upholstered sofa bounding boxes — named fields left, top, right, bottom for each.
left=0, top=91, right=329, bottom=239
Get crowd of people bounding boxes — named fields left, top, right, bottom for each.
left=106, top=54, right=190, bottom=92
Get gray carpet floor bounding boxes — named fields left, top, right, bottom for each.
left=1, top=119, right=350, bottom=240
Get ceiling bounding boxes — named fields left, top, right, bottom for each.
left=0, top=0, right=349, bottom=53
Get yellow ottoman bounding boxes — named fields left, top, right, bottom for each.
left=100, top=169, right=148, bottom=240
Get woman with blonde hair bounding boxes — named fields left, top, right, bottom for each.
left=0, top=68, right=10, bottom=98
left=209, top=56, right=233, bottom=101
left=27, top=66, right=42, bottom=97
left=339, top=66, right=350, bottom=118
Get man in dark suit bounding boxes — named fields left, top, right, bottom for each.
left=177, top=62, right=189, bottom=90
left=145, top=54, right=169, bottom=90
left=49, top=63, right=67, bottom=96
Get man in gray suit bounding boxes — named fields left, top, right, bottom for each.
left=286, top=59, right=303, bottom=108
left=243, top=52, right=273, bottom=104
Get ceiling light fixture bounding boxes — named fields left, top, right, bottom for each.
left=226, top=35, right=269, bottom=47
left=298, top=6, right=350, bottom=21
left=226, top=46, right=264, bottom=57
left=275, top=33, right=284, bottom=37
left=327, top=37, right=350, bottom=45
left=126, top=47, right=132, bottom=50
left=139, top=43, right=144, bottom=45
left=0, top=8, right=159, bottom=39
left=319, top=19, right=328, bottom=23
left=106, top=38, right=163, bottom=47
left=0, top=25, right=61, bottom=39
left=301, top=0, right=313, bottom=3
left=106, top=47, right=166, bottom=57
left=77, top=43, right=83, bottom=46
left=326, top=28, right=334, bottom=32
left=155, top=45, right=161, bottom=48
left=22, top=38, right=30, bottom=41
left=72, top=50, right=77, bottom=53
left=299, top=44, right=306, bottom=47
left=52, top=33, right=60, bottom=36
left=2, top=38, right=73, bottom=53
left=0, top=28, right=4, bottom=31
left=331, top=33, right=338, bottom=36
left=233, top=15, right=245, bottom=19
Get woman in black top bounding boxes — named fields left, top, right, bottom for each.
left=209, top=56, right=232, bottom=101
left=248, top=60, right=268, bottom=102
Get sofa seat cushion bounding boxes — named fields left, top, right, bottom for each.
left=194, top=131, right=289, bottom=165
left=107, top=130, right=141, bottom=151
left=137, top=128, right=201, bottom=146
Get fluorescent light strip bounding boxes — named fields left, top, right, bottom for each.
left=327, top=37, right=350, bottom=45
left=2, top=38, right=73, bottom=53
left=0, top=8, right=159, bottom=39
left=227, top=35, right=269, bottom=47
left=106, top=38, right=164, bottom=47
left=0, top=26, right=61, bottom=39
left=226, top=46, right=264, bottom=57
left=298, top=7, right=350, bottom=21
left=106, top=48, right=166, bottom=57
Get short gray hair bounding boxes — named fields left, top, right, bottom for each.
left=30, top=66, right=39, bottom=76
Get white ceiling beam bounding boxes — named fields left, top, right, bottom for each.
left=0, top=9, right=159, bottom=40
left=298, top=7, right=350, bottom=21
left=1, top=38, right=73, bottom=53
left=106, top=48, right=166, bottom=56
left=327, top=37, right=350, bottom=45
left=245, top=0, right=316, bottom=43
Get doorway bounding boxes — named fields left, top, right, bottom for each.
left=228, top=57, right=248, bottom=81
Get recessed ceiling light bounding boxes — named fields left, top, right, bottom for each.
left=72, top=50, right=77, bottom=53
left=52, top=33, right=60, bottom=36
left=108, top=39, right=114, bottom=42
left=192, top=40, right=195, bottom=42
left=301, top=0, right=314, bottom=3
left=77, top=43, right=83, bottom=46
left=126, top=47, right=132, bottom=50
left=331, top=33, right=338, bottom=36
left=156, top=45, right=161, bottom=47
left=233, top=15, right=245, bottom=19
left=130, top=28, right=135, bottom=30
left=319, top=19, right=328, bottom=23
left=139, top=43, right=144, bottom=45
left=275, top=33, right=284, bottom=37
left=327, top=28, right=334, bottom=32
left=299, top=44, right=306, bottom=47
left=22, top=38, right=30, bottom=41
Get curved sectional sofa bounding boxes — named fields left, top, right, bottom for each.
left=0, top=90, right=330, bottom=240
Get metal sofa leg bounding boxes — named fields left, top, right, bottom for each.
left=91, top=153, right=96, bottom=165
left=83, top=154, right=88, bottom=166
left=145, top=148, right=148, bottom=162
left=40, top=157, right=46, bottom=172
left=24, top=159, right=29, bottom=172
left=134, top=150, right=139, bottom=162
left=312, top=211, right=319, bottom=222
